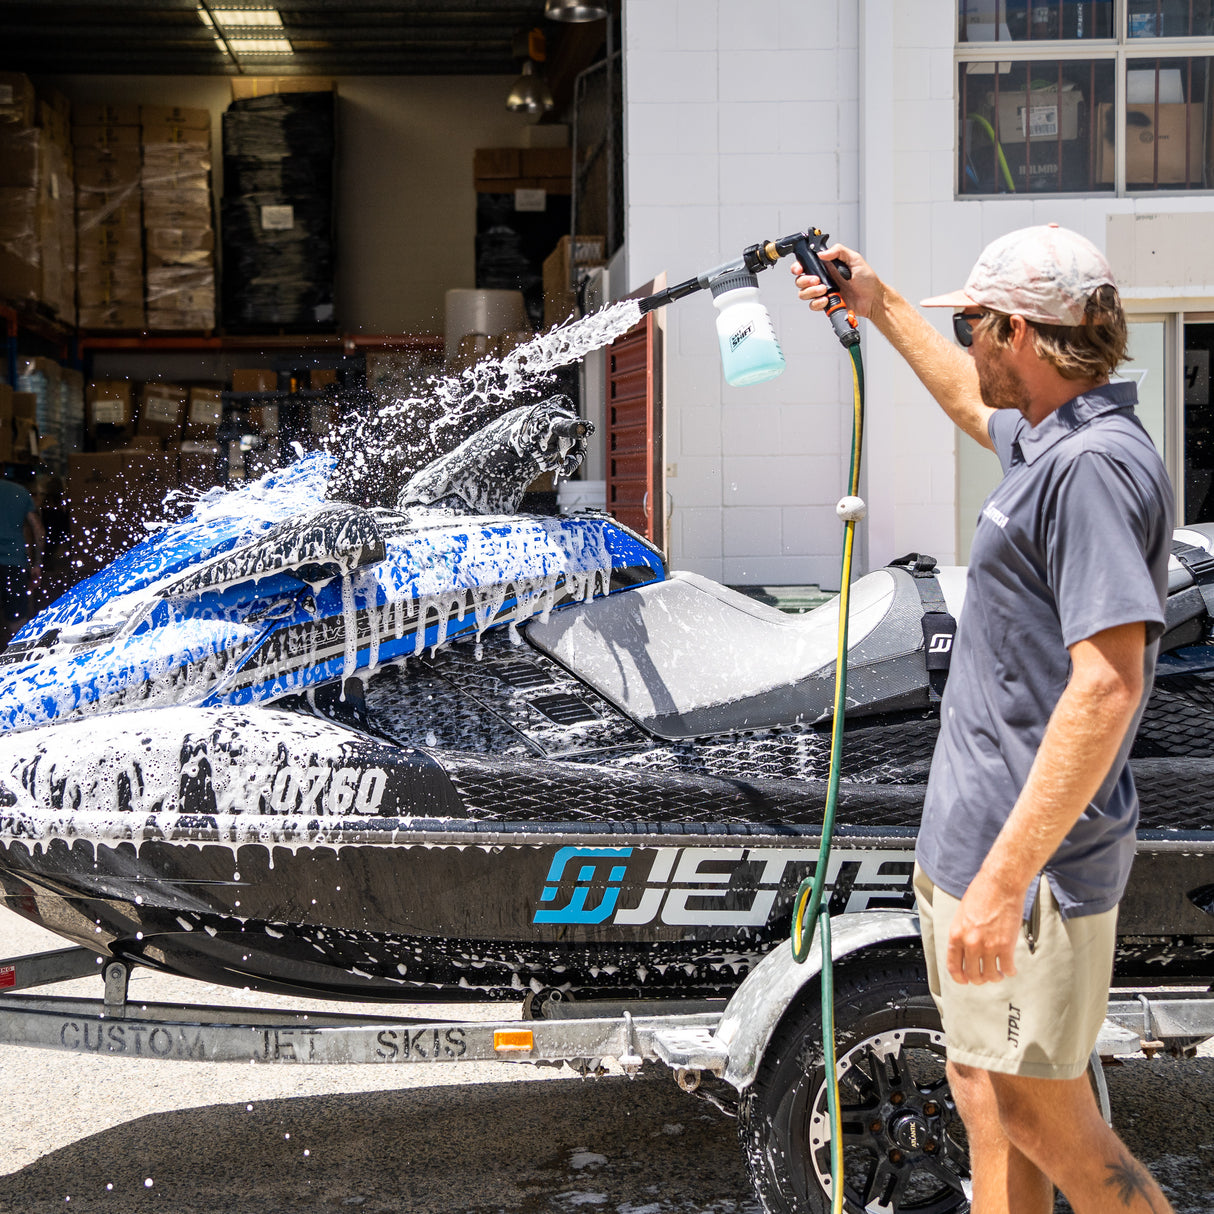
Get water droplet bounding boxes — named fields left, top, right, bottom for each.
left=144, top=1179, right=153, bottom=1189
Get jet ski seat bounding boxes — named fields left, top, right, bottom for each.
left=526, top=567, right=957, bottom=739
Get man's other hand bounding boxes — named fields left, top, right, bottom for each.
left=946, top=869, right=1025, bottom=984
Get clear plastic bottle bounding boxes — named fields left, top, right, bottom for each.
left=711, top=271, right=786, bottom=387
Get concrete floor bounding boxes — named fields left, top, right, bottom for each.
left=0, top=909, right=1211, bottom=1213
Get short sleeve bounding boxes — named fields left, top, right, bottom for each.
left=988, top=410, right=1023, bottom=474
left=1047, top=452, right=1167, bottom=647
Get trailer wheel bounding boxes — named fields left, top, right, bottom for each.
left=738, top=953, right=971, bottom=1214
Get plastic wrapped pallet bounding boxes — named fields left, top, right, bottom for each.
left=221, top=91, right=335, bottom=330
left=0, top=126, right=74, bottom=321
left=73, top=117, right=143, bottom=330
left=141, top=105, right=215, bottom=332
left=16, top=356, right=63, bottom=468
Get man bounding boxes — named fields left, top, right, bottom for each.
left=0, top=475, right=43, bottom=646
left=794, top=225, right=1175, bottom=1214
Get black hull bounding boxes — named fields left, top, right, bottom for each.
left=3, top=818, right=1212, bottom=1003
left=3, top=639, right=1214, bottom=1004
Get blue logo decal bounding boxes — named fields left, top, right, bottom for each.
left=534, top=846, right=633, bottom=924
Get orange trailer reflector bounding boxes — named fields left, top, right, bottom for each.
left=493, top=1029, right=534, bottom=1053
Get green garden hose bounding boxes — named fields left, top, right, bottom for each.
left=791, top=339, right=865, bottom=1214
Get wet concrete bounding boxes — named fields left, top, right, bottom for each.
left=0, top=909, right=1211, bottom=1213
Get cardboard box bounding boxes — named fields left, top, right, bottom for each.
left=144, top=200, right=212, bottom=229
left=75, top=156, right=141, bottom=193
left=140, top=105, right=211, bottom=131
left=140, top=144, right=212, bottom=174
left=126, top=434, right=164, bottom=451
left=520, top=147, right=572, bottom=177
left=0, top=127, right=43, bottom=189
left=0, top=74, right=36, bottom=127
left=309, top=368, right=339, bottom=389
left=71, top=124, right=141, bottom=151
left=78, top=302, right=145, bottom=330
left=78, top=268, right=144, bottom=309
left=140, top=125, right=211, bottom=150
left=473, top=148, right=521, bottom=179
left=147, top=310, right=214, bottom=332
left=137, top=383, right=186, bottom=437
left=988, top=83, right=1082, bottom=144
left=12, top=390, right=36, bottom=421
left=0, top=382, right=11, bottom=424
left=232, top=368, right=278, bottom=393
left=36, top=101, right=71, bottom=154
left=145, top=226, right=214, bottom=267
left=185, top=387, right=223, bottom=435
left=77, top=199, right=143, bottom=234
left=86, top=380, right=134, bottom=429
left=73, top=103, right=142, bottom=128
left=77, top=245, right=143, bottom=275
left=230, top=77, right=335, bottom=100
left=142, top=165, right=210, bottom=193
left=1097, top=101, right=1206, bottom=184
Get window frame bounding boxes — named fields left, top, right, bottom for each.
left=956, top=1, right=1214, bottom=197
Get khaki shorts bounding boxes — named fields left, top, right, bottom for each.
left=914, top=863, right=1117, bottom=1080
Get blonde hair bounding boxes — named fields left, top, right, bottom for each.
left=973, top=284, right=1128, bottom=381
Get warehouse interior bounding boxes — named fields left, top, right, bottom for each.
left=0, top=0, right=624, bottom=619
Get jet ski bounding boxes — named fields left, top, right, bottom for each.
left=0, top=395, right=1212, bottom=1005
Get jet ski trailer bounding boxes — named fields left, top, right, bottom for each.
left=3, top=403, right=1214, bottom=1212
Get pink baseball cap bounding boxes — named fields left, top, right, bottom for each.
left=920, top=223, right=1115, bottom=326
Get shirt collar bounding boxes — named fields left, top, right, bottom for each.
left=1012, top=380, right=1138, bottom=465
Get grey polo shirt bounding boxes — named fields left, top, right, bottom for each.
left=916, top=381, right=1173, bottom=919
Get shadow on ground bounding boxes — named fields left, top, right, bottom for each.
left=0, top=1069, right=757, bottom=1214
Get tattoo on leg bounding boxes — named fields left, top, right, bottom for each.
left=1104, top=1153, right=1160, bottom=1212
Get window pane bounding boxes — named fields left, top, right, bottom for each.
left=1127, top=1, right=1214, bottom=37
left=958, top=59, right=1115, bottom=193
left=959, top=1, right=1114, bottom=41
left=1121, top=58, right=1212, bottom=189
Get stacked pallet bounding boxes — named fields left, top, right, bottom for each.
left=72, top=103, right=143, bottom=330
left=221, top=89, right=335, bottom=330
left=0, top=73, right=76, bottom=324
left=141, top=105, right=215, bottom=331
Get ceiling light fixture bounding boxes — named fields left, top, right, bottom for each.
left=544, top=0, right=608, bottom=21
left=225, top=36, right=294, bottom=54
left=208, top=6, right=284, bottom=27
left=506, top=59, right=555, bottom=116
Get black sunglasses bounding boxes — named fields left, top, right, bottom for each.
left=952, top=310, right=985, bottom=348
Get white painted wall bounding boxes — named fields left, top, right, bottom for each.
left=624, top=0, right=1214, bottom=582
left=622, top=0, right=861, bottom=588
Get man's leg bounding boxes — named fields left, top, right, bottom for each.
left=988, top=1069, right=1173, bottom=1214
left=947, top=1060, right=1053, bottom=1214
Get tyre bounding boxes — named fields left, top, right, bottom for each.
left=738, top=949, right=971, bottom=1214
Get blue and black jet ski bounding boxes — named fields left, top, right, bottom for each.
left=0, top=396, right=1212, bottom=1005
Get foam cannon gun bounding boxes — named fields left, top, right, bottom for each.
left=636, top=226, right=861, bottom=350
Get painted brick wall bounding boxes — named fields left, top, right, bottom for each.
left=623, top=0, right=860, bottom=587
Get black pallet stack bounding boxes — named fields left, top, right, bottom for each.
left=221, top=92, right=336, bottom=331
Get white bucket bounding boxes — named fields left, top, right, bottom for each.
left=557, top=479, right=607, bottom=513
left=444, top=289, right=528, bottom=363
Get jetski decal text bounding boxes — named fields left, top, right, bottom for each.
left=534, top=845, right=916, bottom=927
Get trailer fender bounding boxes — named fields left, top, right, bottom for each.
left=716, top=909, right=922, bottom=1092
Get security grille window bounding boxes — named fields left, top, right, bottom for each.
left=958, top=4, right=1214, bottom=194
